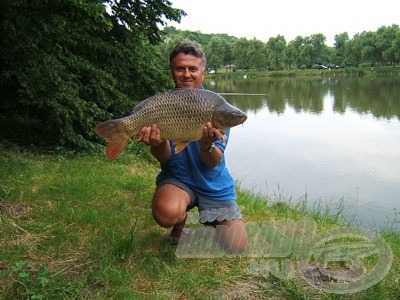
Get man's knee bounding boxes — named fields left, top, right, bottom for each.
left=152, top=185, right=190, bottom=227
left=152, top=204, right=179, bottom=227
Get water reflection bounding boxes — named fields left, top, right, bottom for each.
left=207, top=77, right=400, bottom=120
left=205, top=77, right=400, bottom=229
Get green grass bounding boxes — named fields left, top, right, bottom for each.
left=0, top=147, right=399, bottom=299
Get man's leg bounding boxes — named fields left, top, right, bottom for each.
left=152, top=183, right=191, bottom=242
left=215, top=219, right=248, bottom=253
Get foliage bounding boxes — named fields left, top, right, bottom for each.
left=205, top=36, right=233, bottom=69
left=0, top=0, right=184, bottom=149
left=266, top=35, right=287, bottom=70
left=163, top=24, right=400, bottom=71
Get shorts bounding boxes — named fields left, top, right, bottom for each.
left=157, top=177, right=243, bottom=225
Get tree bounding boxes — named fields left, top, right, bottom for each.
left=393, top=30, right=400, bottom=64
left=377, top=24, right=400, bottom=65
left=205, top=37, right=232, bottom=70
left=358, top=31, right=379, bottom=65
left=308, top=33, right=329, bottom=64
left=333, top=32, right=349, bottom=66
left=106, top=0, right=185, bottom=44
left=246, top=39, right=266, bottom=70
left=345, top=35, right=363, bottom=66
left=265, top=35, right=287, bottom=70
left=0, top=0, right=184, bottom=149
left=286, top=36, right=306, bottom=69
left=232, top=38, right=251, bottom=69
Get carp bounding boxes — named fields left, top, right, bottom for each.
left=95, top=88, right=247, bottom=161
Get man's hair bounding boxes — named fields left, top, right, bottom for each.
left=169, top=40, right=206, bottom=70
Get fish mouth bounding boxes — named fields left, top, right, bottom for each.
left=239, top=116, right=247, bottom=125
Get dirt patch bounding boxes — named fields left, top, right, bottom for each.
left=0, top=203, right=36, bottom=216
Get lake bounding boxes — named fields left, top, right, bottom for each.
left=204, top=75, right=400, bottom=229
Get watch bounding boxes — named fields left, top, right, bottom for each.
left=201, top=143, right=215, bottom=153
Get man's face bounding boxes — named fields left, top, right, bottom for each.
left=171, top=53, right=205, bottom=89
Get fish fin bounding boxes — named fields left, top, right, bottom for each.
left=175, top=142, right=189, bottom=154
left=94, top=120, right=128, bottom=161
left=106, top=133, right=129, bottom=161
left=220, top=134, right=227, bottom=144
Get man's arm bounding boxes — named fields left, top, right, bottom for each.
left=151, top=140, right=171, bottom=164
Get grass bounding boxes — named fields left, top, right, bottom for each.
left=0, top=146, right=399, bottom=299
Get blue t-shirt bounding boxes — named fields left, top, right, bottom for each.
left=156, top=129, right=236, bottom=201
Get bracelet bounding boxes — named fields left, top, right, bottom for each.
left=200, top=143, right=215, bottom=153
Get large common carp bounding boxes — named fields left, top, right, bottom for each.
left=95, top=88, right=247, bottom=161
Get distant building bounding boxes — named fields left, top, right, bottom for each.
left=225, top=64, right=236, bottom=72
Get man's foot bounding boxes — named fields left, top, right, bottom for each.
left=169, top=215, right=187, bottom=245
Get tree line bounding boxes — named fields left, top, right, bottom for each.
left=160, top=24, right=400, bottom=71
left=1, top=1, right=398, bottom=151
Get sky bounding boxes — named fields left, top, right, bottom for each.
left=167, top=0, right=399, bottom=46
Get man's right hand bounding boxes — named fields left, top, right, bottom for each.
left=137, top=124, right=171, bottom=163
left=136, top=124, right=162, bottom=147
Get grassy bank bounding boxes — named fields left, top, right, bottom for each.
left=209, top=66, right=400, bottom=79
left=0, top=147, right=399, bottom=299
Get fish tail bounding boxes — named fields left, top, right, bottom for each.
left=94, top=120, right=129, bottom=161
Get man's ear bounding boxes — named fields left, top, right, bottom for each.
left=201, top=69, right=206, bottom=80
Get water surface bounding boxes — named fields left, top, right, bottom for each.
left=205, top=76, right=400, bottom=229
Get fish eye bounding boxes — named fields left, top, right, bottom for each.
left=232, top=112, right=243, bottom=119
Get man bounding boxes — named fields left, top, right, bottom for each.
left=137, top=40, right=248, bottom=253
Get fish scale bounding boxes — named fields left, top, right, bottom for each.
left=95, top=88, right=247, bottom=161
